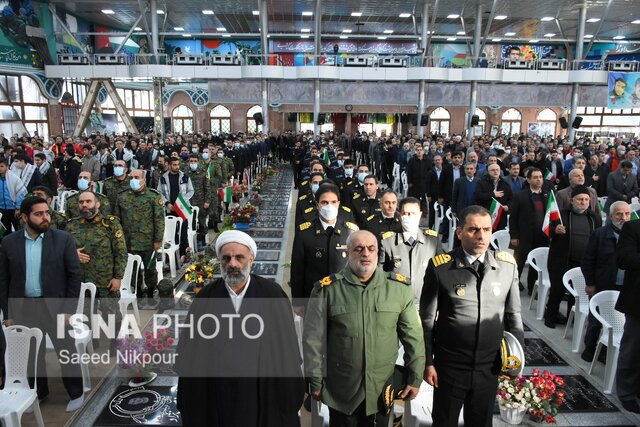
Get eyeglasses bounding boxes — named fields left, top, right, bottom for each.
left=352, top=245, right=378, bottom=254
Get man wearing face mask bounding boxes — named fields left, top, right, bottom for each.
left=218, top=146, right=235, bottom=184
left=34, top=152, right=57, bottom=194
left=580, top=201, right=630, bottom=362
left=295, top=172, right=325, bottom=226
left=544, top=185, right=602, bottom=328
left=102, top=160, right=131, bottom=208
left=298, top=160, right=326, bottom=194
left=115, top=169, right=165, bottom=303
left=202, top=147, right=222, bottom=231
left=381, top=197, right=442, bottom=306
left=64, top=171, right=112, bottom=217
left=178, top=146, right=191, bottom=173
left=352, top=175, right=382, bottom=228
left=363, top=189, right=403, bottom=244
left=339, top=158, right=357, bottom=203
left=187, top=154, right=213, bottom=248
left=291, top=183, right=359, bottom=317
left=66, top=191, right=127, bottom=352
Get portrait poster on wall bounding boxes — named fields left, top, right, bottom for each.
left=608, top=72, right=640, bottom=108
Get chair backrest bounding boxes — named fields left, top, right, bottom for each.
left=163, top=216, right=183, bottom=246
left=526, top=247, right=549, bottom=278
left=121, top=253, right=143, bottom=295
left=58, top=190, right=79, bottom=213
left=76, top=282, right=97, bottom=329
left=490, top=230, right=511, bottom=251
left=3, top=325, right=43, bottom=390
left=434, top=202, right=445, bottom=221
left=445, top=207, right=453, bottom=221
left=562, top=267, right=588, bottom=309
left=589, top=290, right=625, bottom=335
left=190, top=206, right=200, bottom=230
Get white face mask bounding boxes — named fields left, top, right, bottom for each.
left=344, top=168, right=354, bottom=177
left=401, top=215, right=421, bottom=232
left=319, top=204, right=338, bottom=221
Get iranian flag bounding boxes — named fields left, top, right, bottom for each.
left=218, top=186, right=233, bottom=203
left=542, top=191, right=561, bottom=236
left=323, top=150, right=331, bottom=166
left=632, top=210, right=639, bottom=221
left=174, top=193, right=193, bottom=222
left=544, top=170, right=555, bottom=181
left=490, top=198, right=504, bottom=230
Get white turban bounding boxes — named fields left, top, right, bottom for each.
left=214, top=230, right=258, bottom=258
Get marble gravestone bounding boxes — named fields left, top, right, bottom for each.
left=94, top=386, right=181, bottom=426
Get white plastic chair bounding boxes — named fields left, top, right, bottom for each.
left=119, top=254, right=143, bottom=328
left=400, top=171, right=408, bottom=198
left=404, top=381, right=464, bottom=427
left=433, top=201, right=445, bottom=234
left=444, top=208, right=458, bottom=252
left=490, top=229, right=511, bottom=251
left=76, top=282, right=97, bottom=392
left=588, top=290, right=625, bottom=394
left=527, top=247, right=550, bottom=320
left=0, top=325, right=45, bottom=427
left=187, top=207, right=199, bottom=252
left=562, top=268, right=589, bottom=353
left=392, top=162, right=400, bottom=193
left=162, top=217, right=183, bottom=278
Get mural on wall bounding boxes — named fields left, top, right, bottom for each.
left=501, top=44, right=556, bottom=60
left=432, top=43, right=502, bottom=67
left=55, top=10, right=91, bottom=55
left=607, top=72, right=640, bottom=108
left=0, top=0, right=53, bottom=66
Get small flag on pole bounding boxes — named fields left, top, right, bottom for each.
left=544, top=170, right=555, bottom=181
left=632, top=210, right=639, bottom=221
left=243, top=169, right=250, bottom=186
left=542, top=191, right=561, bottom=236
left=490, top=198, right=504, bottom=230
left=0, top=222, right=6, bottom=238
left=174, top=193, right=193, bottom=223
left=323, top=150, right=331, bottom=166
left=218, top=186, right=233, bottom=203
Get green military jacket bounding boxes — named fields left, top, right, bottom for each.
left=206, top=158, right=223, bottom=188
left=188, top=167, right=213, bottom=207
left=303, top=266, right=425, bottom=416
left=64, top=192, right=112, bottom=218
left=51, top=210, right=68, bottom=230
left=115, top=186, right=165, bottom=251
left=66, top=213, right=128, bottom=288
left=102, top=175, right=131, bottom=208
left=221, top=156, right=235, bottom=181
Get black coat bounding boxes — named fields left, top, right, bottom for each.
left=406, top=155, right=432, bottom=198
left=581, top=223, right=620, bottom=292
left=508, top=188, right=549, bottom=254
left=475, top=176, right=513, bottom=230
left=439, top=164, right=462, bottom=206
left=41, top=164, right=58, bottom=194
left=616, top=220, right=640, bottom=316
left=175, top=275, right=305, bottom=427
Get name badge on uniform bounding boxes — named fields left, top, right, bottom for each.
left=454, top=284, right=466, bottom=297
left=491, top=282, right=502, bottom=296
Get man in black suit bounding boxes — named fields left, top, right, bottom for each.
left=0, top=196, right=84, bottom=411
left=439, top=151, right=464, bottom=241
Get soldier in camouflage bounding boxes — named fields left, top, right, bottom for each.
left=218, top=148, right=235, bottom=184
left=203, top=147, right=222, bottom=231
left=64, top=171, right=112, bottom=217
left=102, top=159, right=131, bottom=208
left=31, top=186, right=68, bottom=230
left=187, top=154, right=213, bottom=247
left=115, top=169, right=165, bottom=303
left=66, top=191, right=128, bottom=347
left=149, top=155, right=169, bottom=190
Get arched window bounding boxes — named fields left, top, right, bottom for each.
left=246, top=105, right=262, bottom=133
left=0, top=75, right=49, bottom=139
left=172, top=104, right=194, bottom=134
left=536, top=108, right=557, bottom=136
left=429, top=107, right=450, bottom=137
left=501, top=108, right=522, bottom=135
left=474, top=108, right=486, bottom=134
left=210, top=105, right=231, bottom=135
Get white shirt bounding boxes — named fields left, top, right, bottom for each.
left=463, top=250, right=486, bottom=266
left=319, top=218, right=336, bottom=230
left=225, top=276, right=251, bottom=313
left=402, top=231, right=419, bottom=243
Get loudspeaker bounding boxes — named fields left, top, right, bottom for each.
left=317, top=114, right=326, bottom=125
left=410, top=115, right=418, bottom=126
left=333, top=44, right=339, bottom=54
left=471, top=114, right=479, bottom=126
left=253, top=113, right=264, bottom=125
left=559, top=117, right=568, bottom=129
left=287, top=113, right=297, bottom=122
left=420, top=115, right=429, bottom=126
left=572, top=116, right=583, bottom=129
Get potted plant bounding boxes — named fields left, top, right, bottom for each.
left=497, top=374, right=535, bottom=425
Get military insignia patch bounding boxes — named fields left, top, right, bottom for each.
left=315, top=250, right=323, bottom=258
left=157, top=198, right=164, bottom=206
left=381, top=231, right=395, bottom=240
left=394, top=260, right=401, bottom=269
left=424, top=229, right=438, bottom=237
left=102, top=219, right=110, bottom=227
left=345, top=222, right=359, bottom=231
left=353, top=193, right=361, bottom=200
left=432, top=253, right=453, bottom=267
left=304, top=207, right=314, bottom=214
left=299, top=194, right=307, bottom=201
left=496, top=251, right=516, bottom=265
left=109, top=216, right=116, bottom=221
left=456, top=288, right=466, bottom=297
left=299, top=222, right=312, bottom=231
left=319, top=276, right=332, bottom=287
left=115, top=230, right=123, bottom=239
left=367, top=214, right=375, bottom=221
left=342, top=206, right=351, bottom=212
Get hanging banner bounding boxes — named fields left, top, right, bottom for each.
left=608, top=72, right=640, bottom=108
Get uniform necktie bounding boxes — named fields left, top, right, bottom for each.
left=472, top=259, right=484, bottom=277
left=326, top=226, right=334, bottom=236
left=406, top=236, right=416, bottom=247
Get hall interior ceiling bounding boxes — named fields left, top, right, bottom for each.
left=46, top=0, right=640, bottom=41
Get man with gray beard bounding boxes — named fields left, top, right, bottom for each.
left=175, top=230, right=304, bottom=427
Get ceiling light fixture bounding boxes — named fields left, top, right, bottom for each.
left=447, top=37, right=457, bottom=41
left=613, top=35, right=625, bottom=40
left=182, top=34, right=191, bottom=37
left=301, top=28, right=310, bottom=32
left=216, top=27, right=226, bottom=31
left=495, top=15, right=507, bottom=20
left=378, top=36, right=387, bottom=40
left=340, top=35, right=348, bottom=39
left=544, top=33, right=556, bottom=37
left=134, top=27, right=142, bottom=31
left=174, top=27, right=184, bottom=31
left=457, top=31, right=466, bottom=35
left=399, top=13, right=411, bottom=18
left=301, top=34, right=309, bottom=38
left=447, top=14, right=460, bottom=19
left=492, top=38, right=502, bottom=42
left=351, top=12, right=362, bottom=17
left=584, top=34, right=594, bottom=38
left=505, top=32, right=516, bottom=36
left=252, top=10, right=259, bottom=15
left=202, top=10, right=214, bottom=15
left=383, top=30, right=394, bottom=34
left=541, top=16, right=554, bottom=21
left=342, top=29, right=352, bottom=33
left=302, top=11, right=313, bottom=16
left=632, top=19, right=640, bottom=24
left=529, top=39, right=539, bottom=43
left=586, top=18, right=600, bottom=23
left=101, top=9, right=114, bottom=14
left=156, top=10, right=164, bottom=14
left=222, top=34, right=231, bottom=38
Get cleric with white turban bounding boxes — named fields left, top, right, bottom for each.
left=214, top=230, right=258, bottom=258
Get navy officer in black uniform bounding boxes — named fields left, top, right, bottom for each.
left=420, top=205, right=524, bottom=427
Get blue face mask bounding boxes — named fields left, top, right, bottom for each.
left=202, top=152, right=210, bottom=160
left=130, top=178, right=141, bottom=191
left=77, top=178, right=90, bottom=191
left=358, top=172, right=368, bottom=184
left=181, top=152, right=189, bottom=160
left=113, top=166, right=125, bottom=177
left=189, top=163, right=198, bottom=171
left=344, top=168, right=354, bottom=177
left=311, top=183, right=320, bottom=194
left=337, top=160, right=344, bottom=167
left=191, top=148, right=198, bottom=154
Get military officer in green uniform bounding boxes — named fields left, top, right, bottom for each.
left=380, top=197, right=442, bottom=306
left=187, top=154, right=213, bottom=248
left=31, top=186, right=68, bottom=230
left=64, top=171, right=112, bottom=217
left=149, top=155, right=168, bottom=190
left=218, top=148, right=235, bottom=184
left=115, top=169, right=165, bottom=303
left=303, top=230, right=426, bottom=424
left=420, top=205, right=524, bottom=427
left=352, top=174, right=382, bottom=227
left=102, top=159, right=131, bottom=208
left=363, top=189, right=403, bottom=244
left=203, top=147, right=222, bottom=231
left=66, top=191, right=128, bottom=347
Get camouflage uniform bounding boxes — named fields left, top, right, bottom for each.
left=220, top=155, right=235, bottom=183
left=102, top=175, right=131, bottom=208
left=64, top=192, right=112, bottom=218
left=205, top=159, right=223, bottom=223
left=66, top=213, right=128, bottom=330
left=149, top=167, right=166, bottom=190
left=115, top=186, right=165, bottom=298
left=188, top=166, right=213, bottom=240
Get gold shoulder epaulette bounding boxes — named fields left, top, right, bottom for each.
left=300, top=180, right=308, bottom=186
left=432, top=253, right=453, bottom=267
left=345, top=221, right=359, bottom=231
left=299, top=221, right=312, bottom=231
left=389, top=272, right=410, bottom=285
left=101, top=219, right=110, bottom=228
left=342, top=206, right=351, bottom=212
left=496, top=251, right=517, bottom=265
left=115, top=229, right=123, bottom=239
left=109, top=216, right=116, bottom=222
left=381, top=231, right=395, bottom=240
left=353, top=193, right=361, bottom=200
left=299, top=194, right=308, bottom=201
left=367, top=214, right=376, bottom=221
left=319, top=275, right=333, bottom=287
left=304, top=207, right=314, bottom=214
left=424, top=229, right=438, bottom=237
left=148, top=188, right=161, bottom=194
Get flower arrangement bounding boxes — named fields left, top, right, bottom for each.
left=184, top=250, right=218, bottom=291
left=528, top=369, right=566, bottom=424
left=497, top=374, right=535, bottom=410
left=117, top=329, right=175, bottom=385
left=232, top=183, right=248, bottom=199
left=263, top=166, right=278, bottom=176
left=227, top=203, right=258, bottom=224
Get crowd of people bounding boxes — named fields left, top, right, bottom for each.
left=0, top=127, right=639, bottom=425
